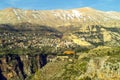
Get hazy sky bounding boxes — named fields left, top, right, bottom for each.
left=0, top=0, right=119, bottom=11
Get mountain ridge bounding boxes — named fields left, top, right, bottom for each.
left=0, top=7, right=120, bottom=28
left=0, top=7, right=120, bottom=47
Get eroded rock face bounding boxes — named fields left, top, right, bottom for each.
left=0, top=54, right=47, bottom=80
left=79, top=56, right=120, bottom=80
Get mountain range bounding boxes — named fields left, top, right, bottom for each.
left=0, top=7, right=120, bottom=80
left=0, top=7, right=120, bottom=47
left=0, top=7, right=120, bottom=27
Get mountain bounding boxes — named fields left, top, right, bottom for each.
left=0, top=7, right=120, bottom=27
left=0, top=7, right=120, bottom=80
left=0, top=7, right=120, bottom=47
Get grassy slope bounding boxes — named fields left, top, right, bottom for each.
left=29, top=46, right=120, bottom=80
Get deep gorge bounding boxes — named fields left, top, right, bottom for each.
left=0, top=54, right=48, bottom=80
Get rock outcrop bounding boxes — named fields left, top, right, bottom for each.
left=79, top=57, right=120, bottom=80
left=0, top=54, right=47, bottom=80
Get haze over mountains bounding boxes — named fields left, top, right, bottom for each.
left=0, top=7, right=120, bottom=47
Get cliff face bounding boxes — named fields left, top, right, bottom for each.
left=0, top=54, right=47, bottom=80
left=68, top=25, right=120, bottom=47
left=81, top=57, right=120, bottom=80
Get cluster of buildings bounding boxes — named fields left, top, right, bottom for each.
left=0, top=31, right=77, bottom=53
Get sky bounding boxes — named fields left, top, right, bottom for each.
left=0, top=0, right=120, bottom=11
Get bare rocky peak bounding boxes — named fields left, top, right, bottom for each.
left=0, top=7, right=120, bottom=27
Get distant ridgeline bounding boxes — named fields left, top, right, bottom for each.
left=0, top=7, right=120, bottom=48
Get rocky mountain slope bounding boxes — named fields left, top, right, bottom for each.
left=0, top=7, right=120, bottom=80
left=31, top=46, right=120, bottom=80
left=0, top=7, right=120, bottom=27
left=0, top=7, right=120, bottom=47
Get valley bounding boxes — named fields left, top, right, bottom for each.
left=0, top=7, right=120, bottom=80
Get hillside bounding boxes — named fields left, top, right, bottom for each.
left=30, top=46, right=120, bottom=80
left=0, top=7, right=120, bottom=80
left=0, top=7, right=120, bottom=47
left=0, top=7, right=120, bottom=27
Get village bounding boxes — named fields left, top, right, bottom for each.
left=0, top=30, right=79, bottom=55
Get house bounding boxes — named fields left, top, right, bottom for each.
left=63, top=50, right=75, bottom=55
